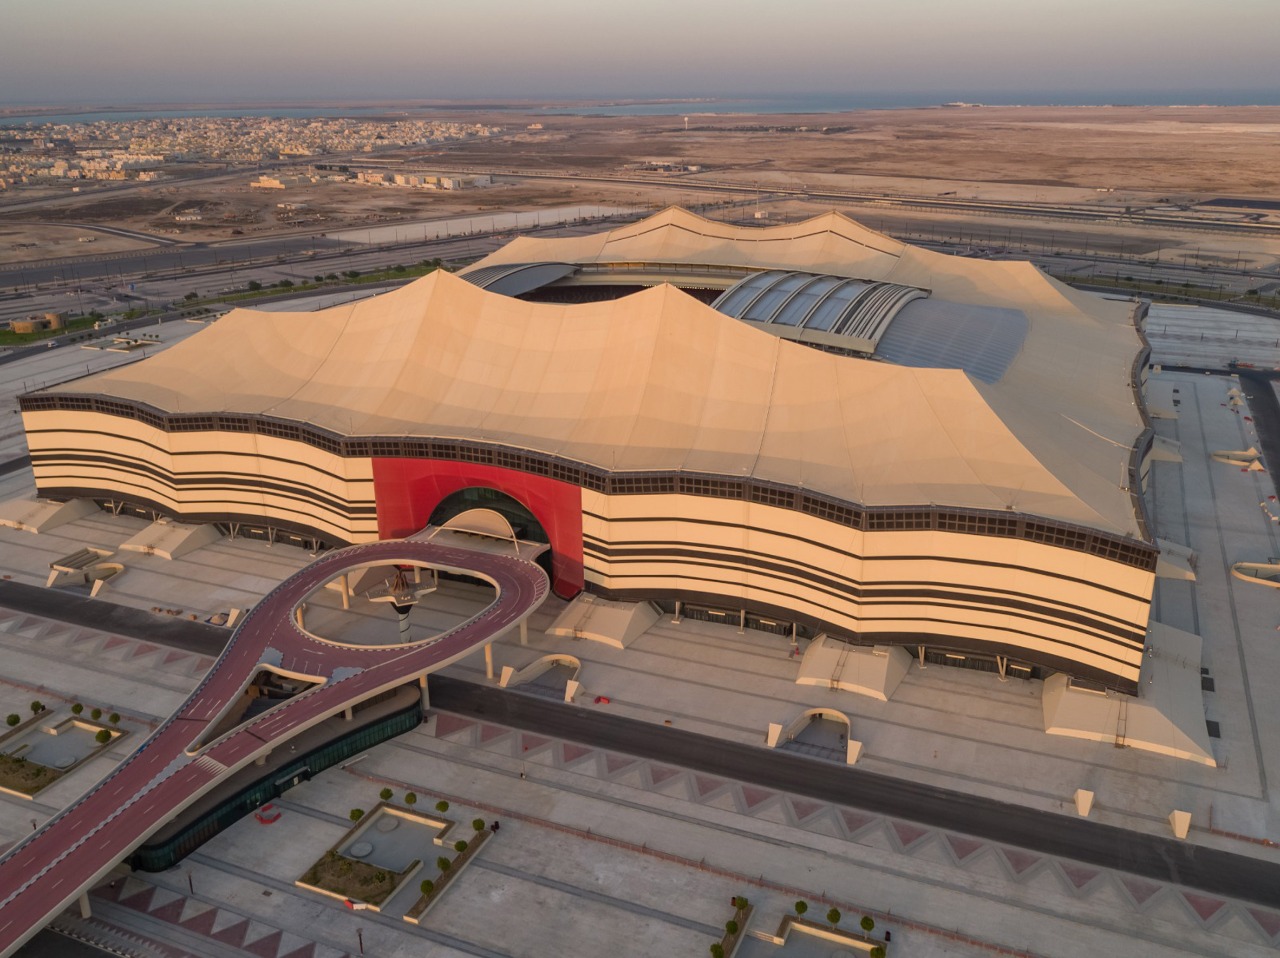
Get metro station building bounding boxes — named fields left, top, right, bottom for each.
left=19, top=209, right=1165, bottom=699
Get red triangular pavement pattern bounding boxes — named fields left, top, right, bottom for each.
left=890, top=821, right=929, bottom=848
left=162, top=649, right=189, bottom=665
left=694, top=775, right=725, bottom=798
left=101, top=636, right=130, bottom=652
left=944, top=834, right=984, bottom=861
left=478, top=723, right=510, bottom=744
left=1247, top=908, right=1280, bottom=939
left=244, top=929, right=283, bottom=957
left=211, top=918, right=250, bottom=946
left=604, top=753, right=636, bottom=774
left=69, top=629, right=100, bottom=646
left=789, top=798, right=825, bottom=821
left=1001, top=848, right=1041, bottom=876
left=433, top=714, right=474, bottom=738
left=741, top=786, right=774, bottom=811
left=129, top=642, right=159, bottom=659
left=1058, top=863, right=1100, bottom=890
left=180, top=905, right=220, bottom=936
left=560, top=743, right=593, bottom=765
left=194, top=656, right=215, bottom=671
left=119, top=886, right=156, bottom=912
left=520, top=733, right=551, bottom=753
left=148, top=895, right=187, bottom=924
left=1120, top=876, right=1162, bottom=906
left=278, top=945, right=317, bottom=958
left=1183, top=892, right=1227, bottom=922
left=648, top=765, right=682, bottom=786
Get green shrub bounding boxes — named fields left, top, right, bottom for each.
left=709, top=944, right=724, bottom=958
left=90, top=708, right=102, bottom=721
left=861, top=915, right=875, bottom=936
left=435, top=799, right=449, bottom=813
left=379, top=787, right=393, bottom=801
left=109, top=713, right=120, bottom=725
left=30, top=701, right=43, bottom=715
left=827, top=908, right=841, bottom=927
left=733, top=896, right=748, bottom=910
left=349, top=808, right=365, bottom=822
left=472, top=818, right=486, bottom=832
left=404, top=792, right=417, bottom=806
left=436, top=856, right=451, bottom=873
left=725, top=919, right=738, bottom=935
left=6, top=714, right=20, bottom=727
left=794, top=901, right=808, bottom=917
left=94, top=729, right=111, bottom=745
left=454, top=840, right=467, bottom=853
left=870, top=948, right=885, bottom=958
left=420, top=878, right=434, bottom=896
left=70, top=703, right=83, bottom=716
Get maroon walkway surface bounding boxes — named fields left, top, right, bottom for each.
left=0, top=537, right=548, bottom=958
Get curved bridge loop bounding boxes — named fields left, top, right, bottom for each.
left=0, top=536, right=549, bottom=958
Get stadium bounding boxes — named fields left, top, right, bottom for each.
left=20, top=208, right=1176, bottom=713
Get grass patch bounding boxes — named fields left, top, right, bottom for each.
left=300, top=849, right=411, bottom=906
left=0, top=314, right=101, bottom=346
left=0, top=754, right=63, bottom=795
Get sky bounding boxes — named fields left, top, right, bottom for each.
left=1, top=0, right=1276, bottom=106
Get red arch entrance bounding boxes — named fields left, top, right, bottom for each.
left=371, top=459, right=584, bottom=599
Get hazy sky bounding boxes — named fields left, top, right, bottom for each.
left=2, top=0, right=1275, bottom=105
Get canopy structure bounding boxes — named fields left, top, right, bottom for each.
left=54, top=228, right=1148, bottom=537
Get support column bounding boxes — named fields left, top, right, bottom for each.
left=917, top=645, right=926, bottom=668
left=343, top=706, right=354, bottom=721
left=672, top=601, right=682, bottom=624
left=340, top=573, right=350, bottom=611
left=419, top=674, right=430, bottom=710
left=519, top=619, right=528, bottom=646
left=484, top=644, right=494, bottom=681
left=996, top=655, right=1008, bottom=682
left=412, top=566, right=421, bottom=585
left=78, top=891, right=91, bottom=919
left=737, top=609, right=746, bottom=635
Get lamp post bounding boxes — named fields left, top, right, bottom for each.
left=356, top=927, right=364, bottom=956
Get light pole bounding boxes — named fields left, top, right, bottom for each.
left=357, top=927, right=364, bottom=956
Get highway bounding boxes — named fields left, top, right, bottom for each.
left=0, top=536, right=549, bottom=958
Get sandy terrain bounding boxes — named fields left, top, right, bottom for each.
left=0, top=223, right=154, bottom=263
left=2, top=106, right=1278, bottom=259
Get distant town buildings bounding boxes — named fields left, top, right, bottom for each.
left=0, top=116, right=502, bottom=192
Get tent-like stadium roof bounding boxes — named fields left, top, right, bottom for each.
left=55, top=211, right=1149, bottom=538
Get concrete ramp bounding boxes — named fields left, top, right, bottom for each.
left=547, top=593, right=660, bottom=649
left=795, top=635, right=911, bottom=702
left=1155, top=538, right=1196, bottom=581
left=1043, top=622, right=1215, bottom=766
left=0, top=497, right=96, bottom=534
left=118, top=520, right=221, bottom=560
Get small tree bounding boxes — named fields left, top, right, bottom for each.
left=861, top=915, right=875, bottom=938
left=420, top=878, right=435, bottom=897
left=70, top=703, right=84, bottom=716
left=247, top=280, right=262, bottom=291
left=435, top=799, right=449, bottom=814
left=454, top=840, right=468, bottom=854
left=725, top=919, right=738, bottom=935
left=349, top=808, right=365, bottom=822
left=108, top=713, right=120, bottom=726
left=794, top=901, right=808, bottom=917
left=94, top=729, right=111, bottom=745
left=379, top=787, right=393, bottom=801
left=5, top=714, right=19, bottom=727
left=709, top=945, right=724, bottom=958
left=404, top=792, right=417, bottom=807
left=827, top=907, right=841, bottom=928
left=30, top=701, right=43, bottom=715
left=436, top=856, right=451, bottom=873
left=733, top=896, right=748, bottom=910
left=472, top=818, right=486, bottom=833
left=870, top=949, right=885, bottom=958
left=90, top=708, right=102, bottom=721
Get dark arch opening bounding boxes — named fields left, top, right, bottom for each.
left=428, top=487, right=553, bottom=578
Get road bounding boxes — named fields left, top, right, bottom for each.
left=428, top=676, right=1280, bottom=909
left=0, top=536, right=549, bottom=958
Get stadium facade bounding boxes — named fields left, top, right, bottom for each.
left=20, top=209, right=1160, bottom=694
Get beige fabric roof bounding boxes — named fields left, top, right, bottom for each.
left=59, top=248, right=1144, bottom=537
